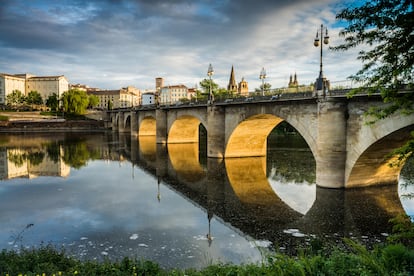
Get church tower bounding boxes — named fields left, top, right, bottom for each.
left=238, top=77, right=249, bottom=96
left=227, top=65, right=238, bottom=93
left=288, top=72, right=299, bottom=88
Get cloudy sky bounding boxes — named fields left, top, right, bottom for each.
left=0, top=0, right=363, bottom=91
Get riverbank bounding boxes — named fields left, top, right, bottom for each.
left=0, top=111, right=107, bottom=132
left=0, top=119, right=106, bottom=132
left=1, top=238, right=413, bottom=275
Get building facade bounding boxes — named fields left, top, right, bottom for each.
left=159, top=84, right=188, bottom=104
left=0, top=74, right=26, bottom=104
left=87, top=86, right=141, bottom=109
left=26, top=75, right=69, bottom=100
left=0, top=73, right=69, bottom=105
left=142, top=92, right=156, bottom=105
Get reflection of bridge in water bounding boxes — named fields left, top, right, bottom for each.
left=0, top=131, right=405, bottom=250
left=118, top=132, right=405, bottom=249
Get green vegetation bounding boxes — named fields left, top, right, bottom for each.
left=1, top=216, right=413, bottom=275
left=26, top=91, right=43, bottom=106
left=334, top=0, right=414, bottom=158
left=61, top=89, right=90, bottom=115
left=6, top=90, right=26, bottom=106
left=0, top=115, right=8, bottom=121
left=46, top=93, right=59, bottom=112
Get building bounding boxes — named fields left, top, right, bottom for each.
left=0, top=74, right=26, bottom=104
left=159, top=84, right=188, bottom=104
left=238, top=77, right=249, bottom=96
left=187, top=87, right=197, bottom=101
left=227, top=66, right=238, bottom=93
left=0, top=73, right=69, bottom=105
left=87, top=86, right=141, bottom=109
left=142, top=92, right=156, bottom=105
left=226, top=66, right=249, bottom=96
left=155, top=77, right=164, bottom=92
left=288, top=73, right=299, bottom=88
left=26, top=75, right=69, bottom=100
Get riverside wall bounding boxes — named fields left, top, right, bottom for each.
left=0, top=119, right=108, bottom=132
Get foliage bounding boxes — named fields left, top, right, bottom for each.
left=61, top=89, right=90, bottom=115
left=88, top=94, right=99, bottom=108
left=1, top=239, right=413, bottom=275
left=61, top=138, right=100, bottom=169
left=255, top=82, right=272, bottom=94
left=199, top=78, right=219, bottom=96
left=26, top=90, right=43, bottom=106
left=0, top=115, right=8, bottom=121
left=107, top=100, right=113, bottom=110
left=334, top=0, right=414, bottom=157
left=6, top=90, right=25, bottom=106
left=46, top=93, right=59, bottom=112
left=7, top=151, right=45, bottom=167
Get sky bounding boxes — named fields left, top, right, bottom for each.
left=0, top=0, right=364, bottom=91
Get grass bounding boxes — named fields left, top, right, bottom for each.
left=1, top=207, right=413, bottom=276
left=0, top=237, right=413, bottom=275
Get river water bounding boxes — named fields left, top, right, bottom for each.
left=0, top=131, right=412, bottom=269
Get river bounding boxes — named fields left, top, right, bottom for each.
left=0, top=130, right=412, bottom=269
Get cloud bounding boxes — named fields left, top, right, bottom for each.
left=0, top=0, right=362, bottom=90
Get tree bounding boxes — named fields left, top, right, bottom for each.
left=199, top=78, right=219, bottom=96
left=6, top=90, right=25, bottom=106
left=255, top=83, right=272, bottom=94
left=88, top=94, right=99, bottom=109
left=46, top=93, right=59, bottom=112
left=333, top=0, right=414, bottom=159
left=61, top=89, right=89, bottom=115
left=26, top=90, right=43, bottom=106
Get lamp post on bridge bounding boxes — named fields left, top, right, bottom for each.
left=313, top=24, right=330, bottom=97
left=259, top=67, right=266, bottom=96
left=207, top=63, right=214, bottom=105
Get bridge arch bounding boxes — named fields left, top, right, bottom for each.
left=168, top=115, right=205, bottom=144
left=224, top=113, right=316, bottom=158
left=346, top=125, right=414, bottom=188
left=112, top=113, right=119, bottom=129
left=124, top=114, right=131, bottom=131
left=139, top=116, right=156, bottom=136
left=345, top=110, right=414, bottom=188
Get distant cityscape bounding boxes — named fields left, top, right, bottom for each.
left=0, top=68, right=314, bottom=110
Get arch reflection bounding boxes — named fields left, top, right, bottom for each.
left=138, top=135, right=156, bottom=161
left=224, top=156, right=303, bottom=223
left=167, top=143, right=206, bottom=183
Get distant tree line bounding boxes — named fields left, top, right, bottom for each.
left=6, top=89, right=99, bottom=115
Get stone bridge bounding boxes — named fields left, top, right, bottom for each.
left=108, top=91, right=414, bottom=189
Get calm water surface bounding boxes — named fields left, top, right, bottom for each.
left=0, top=131, right=413, bottom=269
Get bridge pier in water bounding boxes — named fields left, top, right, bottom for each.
left=316, top=98, right=348, bottom=188
left=207, top=106, right=225, bottom=158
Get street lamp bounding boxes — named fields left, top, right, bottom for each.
left=207, top=63, right=214, bottom=104
left=259, top=67, right=266, bottom=96
left=314, top=24, right=329, bottom=95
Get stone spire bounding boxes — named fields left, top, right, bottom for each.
left=227, top=65, right=238, bottom=92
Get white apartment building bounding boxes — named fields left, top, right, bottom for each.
left=159, top=84, right=188, bottom=104
left=26, top=75, right=69, bottom=100
left=0, top=74, right=26, bottom=104
left=0, top=73, right=69, bottom=104
left=142, top=92, right=156, bottom=105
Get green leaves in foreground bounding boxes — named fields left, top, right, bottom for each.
left=1, top=241, right=413, bottom=275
